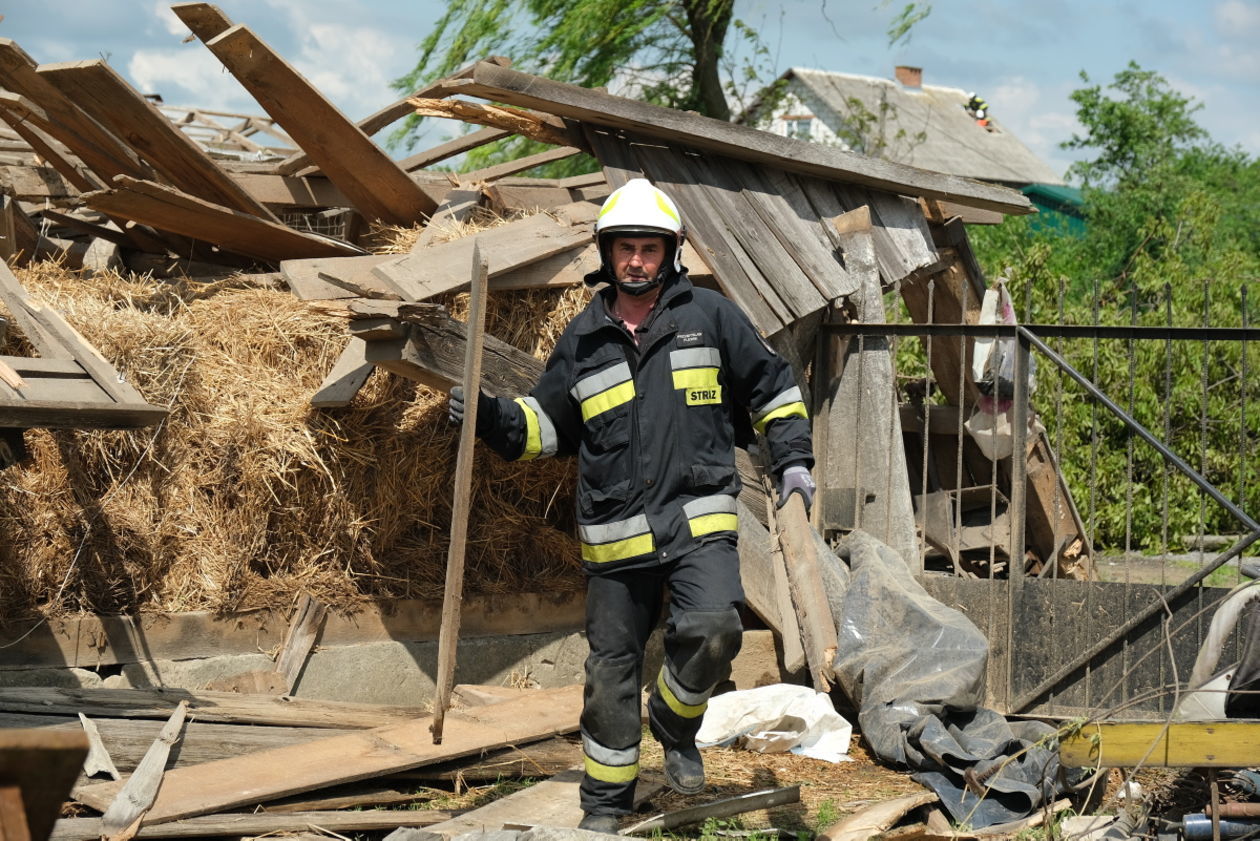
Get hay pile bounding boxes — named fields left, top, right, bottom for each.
left=0, top=245, right=592, bottom=620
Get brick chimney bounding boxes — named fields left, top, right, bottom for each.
left=894, top=65, right=922, bottom=88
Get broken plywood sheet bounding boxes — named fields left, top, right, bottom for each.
left=74, top=685, right=583, bottom=823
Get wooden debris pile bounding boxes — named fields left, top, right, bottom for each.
left=0, top=1, right=1094, bottom=623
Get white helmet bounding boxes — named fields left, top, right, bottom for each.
left=594, top=178, right=685, bottom=293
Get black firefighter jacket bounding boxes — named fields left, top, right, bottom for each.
left=479, top=270, right=813, bottom=574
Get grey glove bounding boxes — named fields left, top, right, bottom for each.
left=777, top=464, right=816, bottom=511
left=448, top=386, right=470, bottom=425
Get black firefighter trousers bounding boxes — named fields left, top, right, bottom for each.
left=579, top=536, right=745, bottom=816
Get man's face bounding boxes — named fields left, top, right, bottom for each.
left=610, top=236, right=667, bottom=284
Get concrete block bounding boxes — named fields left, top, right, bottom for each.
left=0, top=666, right=102, bottom=688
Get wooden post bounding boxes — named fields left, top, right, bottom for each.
left=431, top=243, right=489, bottom=744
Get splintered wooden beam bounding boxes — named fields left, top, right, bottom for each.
left=430, top=243, right=489, bottom=745
left=83, top=177, right=364, bottom=262
left=0, top=39, right=152, bottom=183
left=407, top=97, right=576, bottom=148
left=74, top=685, right=583, bottom=823
left=460, top=61, right=1033, bottom=215
left=37, top=60, right=281, bottom=222
left=766, top=490, right=838, bottom=693
left=101, top=701, right=188, bottom=838
left=201, top=25, right=435, bottom=223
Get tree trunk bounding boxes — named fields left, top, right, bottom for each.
left=683, top=0, right=733, bottom=121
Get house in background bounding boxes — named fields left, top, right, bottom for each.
left=745, top=66, right=1064, bottom=190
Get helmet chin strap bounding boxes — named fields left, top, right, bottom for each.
left=616, top=277, right=661, bottom=296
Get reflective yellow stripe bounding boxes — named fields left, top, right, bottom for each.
left=671, top=367, right=719, bottom=391
left=688, top=512, right=738, bottom=538
left=584, top=755, right=639, bottom=783
left=514, top=397, right=542, bottom=460
left=656, top=670, right=707, bottom=718
left=753, top=400, right=808, bottom=434
left=582, top=532, right=655, bottom=564
left=580, top=380, right=636, bottom=421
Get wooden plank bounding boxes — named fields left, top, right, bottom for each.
left=0, top=729, right=88, bottom=841
left=1059, top=721, right=1260, bottom=768
left=37, top=210, right=129, bottom=247
left=202, top=25, right=435, bottom=223
left=431, top=244, right=488, bottom=744
left=280, top=254, right=395, bottom=300
left=101, top=701, right=187, bottom=837
left=52, top=810, right=453, bottom=841
left=74, top=686, right=583, bottom=822
left=37, top=61, right=279, bottom=223
left=0, top=93, right=101, bottom=192
left=0, top=164, right=77, bottom=201
left=725, top=159, right=855, bottom=301
left=736, top=500, right=806, bottom=673
left=0, top=787, right=31, bottom=841
left=0, top=39, right=151, bottom=183
left=277, top=57, right=513, bottom=177
left=168, top=3, right=233, bottom=42
left=0, top=592, right=587, bottom=670
left=677, top=151, right=825, bottom=321
left=413, top=188, right=482, bottom=251
left=460, top=62, right=1032, bottom=215
left=460, top=146, right=581, bottom=183
left=274, top=594, right=328, bottom=694
left=769, top=493, right=838, bottom=692
left=824, top=206, right=919, bottom=566
left=226, top=171, right=349, bottom=208
left=400, top=126, right=510, bottom=173
left=0, top=399, right=166, bottom=429
left=366, top=316, right=543, bottom=397
left=310, top=340, right=374, bottom=408
left=83, top=177, right=363, bottom=262
left=0, top=713, right=345, bottom=772
left=0, top=688, right=421, bottom=730
left=362, top=211, right=592, bottom=301
left=0, top=194, right=38, bottom=266
left=428, top=768, right=584, bottom=834
left=77, top=714, right=120, bottom=781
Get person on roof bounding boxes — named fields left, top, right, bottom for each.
left=448, top=178, right=815, bottom=832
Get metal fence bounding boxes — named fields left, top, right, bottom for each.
left=826, top=275, right=1260, bottom=718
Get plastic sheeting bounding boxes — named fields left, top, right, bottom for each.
left=696, top=683, right=853, bottom=762
left=822, top=529, right=1074, bottom=828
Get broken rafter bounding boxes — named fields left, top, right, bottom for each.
left=407, top=97, right=578, bottom=149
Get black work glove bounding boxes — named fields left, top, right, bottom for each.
left=776, top=463, right=816, bottom=512
left=448, top=386, right=497, bottom=434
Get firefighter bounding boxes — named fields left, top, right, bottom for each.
left=448, top=178, right=815, bottom=832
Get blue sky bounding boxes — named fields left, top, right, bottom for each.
left=4, top=0, right=1258, bottom=179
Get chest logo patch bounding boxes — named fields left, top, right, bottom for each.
left=676, top=331, right=705, bottom=347
left=685, top=385, right=722, bottom=406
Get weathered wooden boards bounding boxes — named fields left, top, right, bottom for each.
left=0, top=261, right=165, bottom=429
left=0, top=729, right=88, bottom=841
left=74, top=685, right=582, bottom=823
left=52, top=810, right=454, bottom=841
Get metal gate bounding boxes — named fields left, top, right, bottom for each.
left=828, top=274, right=1260, bottom=719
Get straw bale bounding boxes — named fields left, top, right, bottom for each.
left=0, top=256, right=589, bottom=620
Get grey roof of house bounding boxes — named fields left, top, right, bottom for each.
left=786, top=67, right=1064, bottom=186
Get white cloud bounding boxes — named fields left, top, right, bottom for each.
left=152, top=1, right=188, bottom=37
left=127, top=47, right=254, bottom=111
left=1215, top=0, right=1260, bottom=36
left=290, top=22, right=408, bottom=116
left=986, top=76, right=1082, bottom=179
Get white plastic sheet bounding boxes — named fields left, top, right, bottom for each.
left=696, top=683, right=853, bottom=763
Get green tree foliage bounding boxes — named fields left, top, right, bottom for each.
left=968, top=64, right=1260, bottom=551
